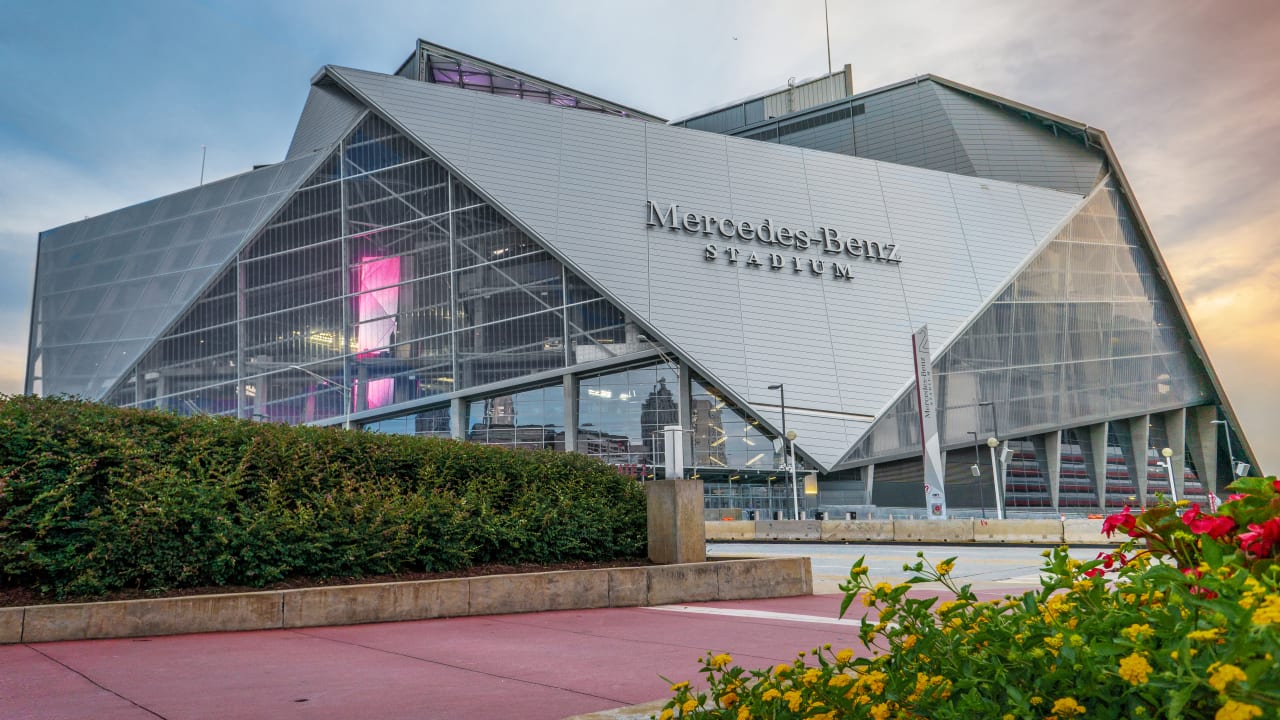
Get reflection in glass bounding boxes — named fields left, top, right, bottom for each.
left=468, top=385, right=564, bottom=450
left=577, top=363, right=678, bottom=468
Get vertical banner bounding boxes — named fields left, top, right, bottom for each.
left=913, top=325, right=947, bottom=519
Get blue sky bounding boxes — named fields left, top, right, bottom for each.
left=1, top=0, right=1277, bottom=471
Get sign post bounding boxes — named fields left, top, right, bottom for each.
left=913, top=325, right=947, bottom=519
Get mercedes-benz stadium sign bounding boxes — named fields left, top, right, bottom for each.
left=645, top=200, right=902, bottom=282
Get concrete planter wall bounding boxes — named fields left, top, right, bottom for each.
left=0, top=556, right=811, bottom=645
left=707, top=518, right=1120, bottom=546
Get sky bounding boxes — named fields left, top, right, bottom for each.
left=1, top=0, right=1276, bottom=472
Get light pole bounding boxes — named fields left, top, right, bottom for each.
left=290, top=365, right=352, bottom=430
left=1210, top=419, right=1236, bottom=479
left=787, top=430, right=799, bottom=520
left=1161, top=447, right=1179, bottom=503
left=978, top=402, right=1004, bottom=519
left=968, top=430, right=987, bottom=518
left=987, top=436, right=1005, bottom=520
left=768, top=383, right=801, bottom=520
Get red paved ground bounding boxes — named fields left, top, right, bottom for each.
left=0, top=587, right=1029, bottom=720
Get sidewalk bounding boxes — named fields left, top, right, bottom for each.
left=0, top=586, right=1027, bottom=720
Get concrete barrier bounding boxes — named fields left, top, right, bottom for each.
left=972, top=519, right=1064, bottom=544
left=0, top=608, right=23, bottom=644
left=705, top=520, right=756, bottom=541
left=755, top=520, right=821, bottom=541
left=3, top=556, right=812, bottom=645
left=1063, top=518, right=1120, bottom=545
left=819, top=520, right=894, bottom=542
left=21, top=591, right=285, bottom=643
left=893, top=519, right=974, bottom=543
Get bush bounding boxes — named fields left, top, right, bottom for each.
left=660, top=477, right=1280, bottom=720
left=0, top=395, right=646, bottom=598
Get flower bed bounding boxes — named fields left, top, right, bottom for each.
left=660, top=477, right=1280, bottom=719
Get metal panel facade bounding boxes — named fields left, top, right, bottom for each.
left=330, top=67, right=1083, bottom=467
left=285, top=84, right=367, bottom=160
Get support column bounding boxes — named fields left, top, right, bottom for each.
left=450, top=396, right=466, bottom=440
left=1187, top=406, right=1219, bottom=497
left=1163, top=408, right=1187, bottom=500
left=1129, top=415, right=1151, bottom=502
left=647, top=477, right=705, bottom=564
left=864, top=464, right=875, bottom=505
left=1044, top=430, right=1062, bottom=511
left=1088, top=422, right=1109, bottom=513
left=562, top=373, right=578, bottom=453
left=676, top=360, right=694, bottom=470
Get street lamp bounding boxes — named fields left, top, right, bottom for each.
left=768, top=383, right=802, bottom=520
left=1161, top=447, right=1179, bottom=503
left=1210, top=419, right=1237, bottom=478
left=786, top=430, right=799, bottom=521
left=968, top=430, right=987, bottom=518
left=987, top=436, right=1005, bottom=520
left=290, top=365, right=352, bottom=430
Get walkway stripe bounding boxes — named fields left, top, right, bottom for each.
left=644, top=605, right=887, bottom=628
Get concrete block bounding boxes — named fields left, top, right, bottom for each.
left=755, top=520, right=821, bottom=541
left=1063, top=518, right=1121, bottom=545
left=716, top=557, right=811, bottom=600
left=22, top=592, right=284, bottom=643
left=468, top=573, right=550, bottom=616
left=646, top=563, right=719, bottom=606
left=705, top=520, right=756, bottom=541
left=648, top=479, right=706, bottom=564
left=544, top=570, right=610, bottom=611
left=893, top=519, right=974, bottom=543
left=972, top=519, right=1065, bottom=544
left=820, top=520, right=894, bottom=542
left=607, top=567, right=649, bottom=607
left=281, top=578, right=469, bottom=629
left=0, top=608, right=23, bottom=644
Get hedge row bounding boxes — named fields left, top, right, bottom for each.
left=0, top=396, right=647, bottom=599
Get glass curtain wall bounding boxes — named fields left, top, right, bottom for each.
left=843, top=180, right=1213, bottom=466
left=576, top=362, right=678, bottom=470
left=104, top=114, right=640, bottom=422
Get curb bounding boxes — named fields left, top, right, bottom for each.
left=1, top=556, right=812, bottom=645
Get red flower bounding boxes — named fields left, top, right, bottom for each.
left=1238, top=517, right=1280, bottom=558
left=1181, top=503, right=1237, bottom=540
left=1102, top=507, right=1137, bottom=538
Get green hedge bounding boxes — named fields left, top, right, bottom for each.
left=0, top=395, right=647, bottom=598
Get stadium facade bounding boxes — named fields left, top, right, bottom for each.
left=25, top=40, right=1259, bottom=515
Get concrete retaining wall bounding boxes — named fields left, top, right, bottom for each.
left=0, top=556, right=811, bottom=645
left=709, top=518, right=1122, bottom=546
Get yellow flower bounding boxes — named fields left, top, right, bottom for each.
left=1209, top=663, right=1247, bottom=692
left=773, top=664, right=791, bottom=676
left=861, top=591, right=877, bottom=607
left=1187, top=628, right=1224, bottom=642
left=901, top=634, right=918, bottom=650
left=1030, top=696, right=1043, bottom=706
left=1002, top=715, right=1015, bottom=720
left=670, top=681, right=689, bottom=692
left=710, top=653, right=733, bottom=669
left=660, top=709, right=674, bottom=720
left=682, top=698, right=698, bottom=713
left=1122, top=623, right=1155, bottom=642
left=1119, top=652, right=1152, bottom=685
left=830, top=674, right=853, bottom=688
left=870, top=702, right=891, bottom=720
left=783, top=690, right=803, bottom=712
left=936, top=559, right=955, bottom=575
left=736, top=705, right=752, bottom=720
left=761, top=689, right=780, bottom=702
left=851, top=565, right=869, bottom=576
left=802, top=668, right=821, bottom=685
left=1252, top=595, right=1280, bottom=625
left=719, top=691, right=738, bottom=707
left=1216, top=700, right=1263, bottom=720
left=835, top=648, right=854, bottom=663
left=1045, top=634, right=1064, bottom=650
left=1052, top=696, right=1086, bottom=716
